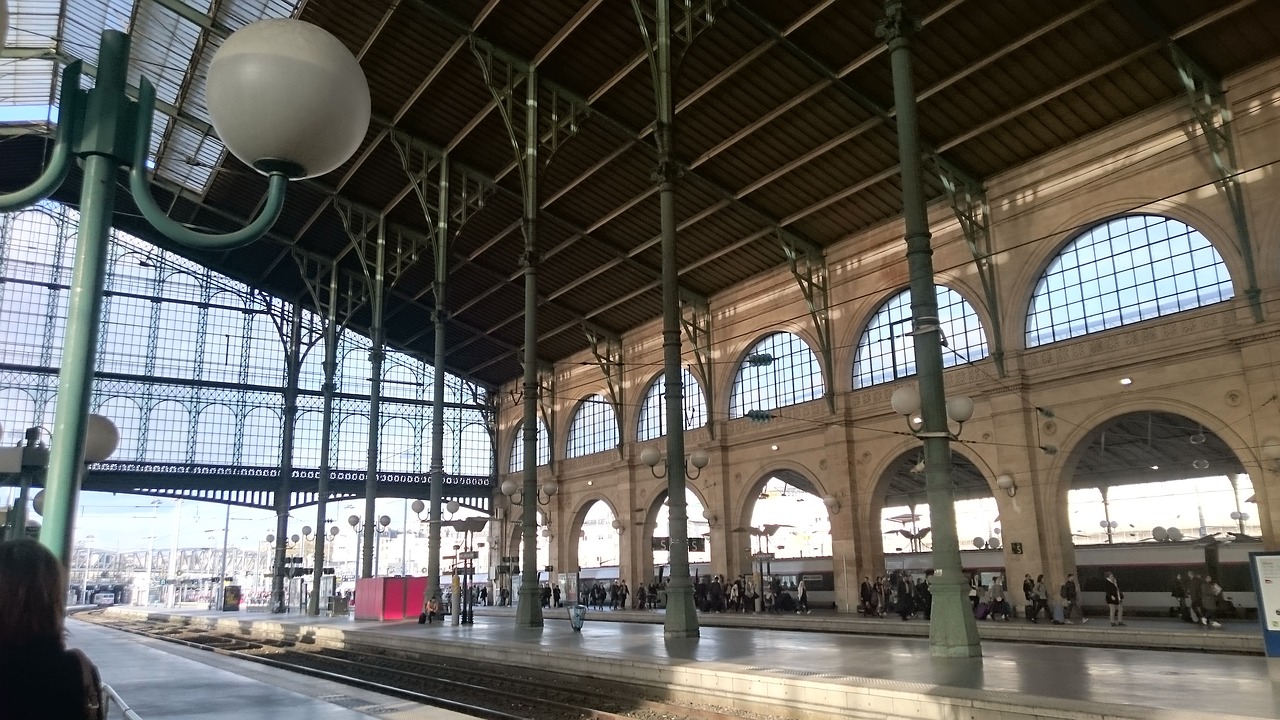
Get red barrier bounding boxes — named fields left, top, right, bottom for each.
left=353, top=576, right=427, bottom=620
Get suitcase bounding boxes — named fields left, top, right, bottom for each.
left=1052, top=603, right=1066, bottom=624
left=975, top=602, right=990, bottom=620
left=1025, top=604, right=1036, bottom=620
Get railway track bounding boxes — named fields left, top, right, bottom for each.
left=76, top=611, right=782, bottom=720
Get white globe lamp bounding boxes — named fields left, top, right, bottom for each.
left=890, top=385, right=921, bottom=416
left=945, top=396, right=974, bottom=424
left=83, top=414, right=120, bottom=463
left=207, top=19, right=371, bottom=179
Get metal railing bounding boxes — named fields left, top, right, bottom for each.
left=103, top=683, right=143, bottom=720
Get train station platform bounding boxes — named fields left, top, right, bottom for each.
left=97, top=604, right=1280, bottom=720
left=65, top=617, right=476, bottom=719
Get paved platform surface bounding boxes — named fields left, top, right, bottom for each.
left=100, top=604, right=1280, bottom=720
left=66, top=618, right=476, bottom=719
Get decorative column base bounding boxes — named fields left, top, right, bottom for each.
left=662, top=580, right=699, bottom=639
left=928, top=574, right=982, bottom=658
left=515, top=584, right=543, bottom=627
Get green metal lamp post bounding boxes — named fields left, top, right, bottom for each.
left=0, top=14, right=370, bottom=563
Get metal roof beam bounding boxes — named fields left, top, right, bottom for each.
left=409, top=0, right=827, bottom=279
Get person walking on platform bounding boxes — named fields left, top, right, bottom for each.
left=1061, top=573, right=1086, bottom=623
left=0, top=539, right=106, bottom=719
left=1104, top=571, right=1125, bottom=626
left=896, top=575, right=914, bottom=621
left=1188, top=570, right=1204, bottom=624
left=1198, top=574, right=1223, bottom=628
left=860, top=577, right=874, bottom=615
left=874, top=576, right=889, bottom=618
left=796, top=578, right=810, bottom=614
left=1033, top=575, right=1050, bottom=621
left=1022, top=574, right=1038, bottom=622
left=1172, top=572, right=1188, bottom=619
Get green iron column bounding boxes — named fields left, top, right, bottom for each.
left=879, top=0, right=980, bottom=658
left=362, top=217, right=387, bottom=579
left=273, top=301, right=303, bottom=612
left=427, top=157, right=450, bottom=610
left=655, top=0, right=698, bottom=639
left=310, top=269, right=340, bottom=613
left=516, top=66, right=545, bottom=628
left=38, top=33, right=130, bottom=562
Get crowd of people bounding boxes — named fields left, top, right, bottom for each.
left=858, top=572, right=933, bottom=620
left=1170, top=570, right=1226, bottom=628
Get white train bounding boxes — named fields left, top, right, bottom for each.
left=576, top=538, right=1263, bottom=615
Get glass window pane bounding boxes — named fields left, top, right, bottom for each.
left=1026, top=215, right=1233, bottom=347
left=854, top=286, right=988, bottom=389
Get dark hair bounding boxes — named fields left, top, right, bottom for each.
left=0, top=539, right=68, bottom=648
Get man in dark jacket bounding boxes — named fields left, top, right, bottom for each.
left=1104, top=571, right=1125, bottom=626
left=1061, top=573, right=1085, bottom=623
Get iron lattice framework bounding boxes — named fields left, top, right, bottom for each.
left=0, top=202, right=495, bottom=511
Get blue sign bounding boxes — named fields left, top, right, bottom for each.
left=1248, top=551, right=1280, bottom=658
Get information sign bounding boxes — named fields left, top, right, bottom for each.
left=1250, top=551, right=1280, bottom=658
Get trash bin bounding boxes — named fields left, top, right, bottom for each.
left=567, top=604, right=587, bottom=631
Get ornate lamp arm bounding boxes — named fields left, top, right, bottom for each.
left=0, top=63, right=84, bottom=212
left=128, top=77, right=288, bottom=250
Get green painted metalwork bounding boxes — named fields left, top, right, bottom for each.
left=1169, top=45, right=1263, bottom=323
left=585, top=328, right=625, bottom=452
left=428, top=156, right=450, bottom=611
left=932, top=157, right=1005, bottom=377
left=0, top=64, right=82, bottom=213
left=632, top=0, right=716, bottom=640
left=130, top=79, right=290, bottom=250
left=879, top=0, right=982, bottom=658
left=779, top=233, right=836, bottom=413
left=272, top=301, right=302, bottom=613
left=678, top=296, right=714, bottom=440
left=311, top=267, right=339, bottom=613
left=516, top=67, right=545, bottom=629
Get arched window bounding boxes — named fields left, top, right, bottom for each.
left=566, top=394, right=619, bottom=458
left=1027, top=215, right=1233, bottom=347
left=509, top=418, right=550, bottom=473
left=729, top=332, right=823, bottom=418
left=854, top=285, right=988, bottom=388
left=637, top=368, right=707, bottom=441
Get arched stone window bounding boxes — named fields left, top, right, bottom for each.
left=854, top=285, right=988, bottom=388
left=566, top=394, right=619, bottom=458
left=509, top=418, right=550, bottom=473
left=729, top=332, right=823, bottom=418
left=1027, top=215, right=1233, bottom=347
left=637, top=368, right=707, bottom=441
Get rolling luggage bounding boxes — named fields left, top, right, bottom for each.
left=1052, top=603, right=1066, bottom=624
left=975, top=602, right=990, bottom=620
